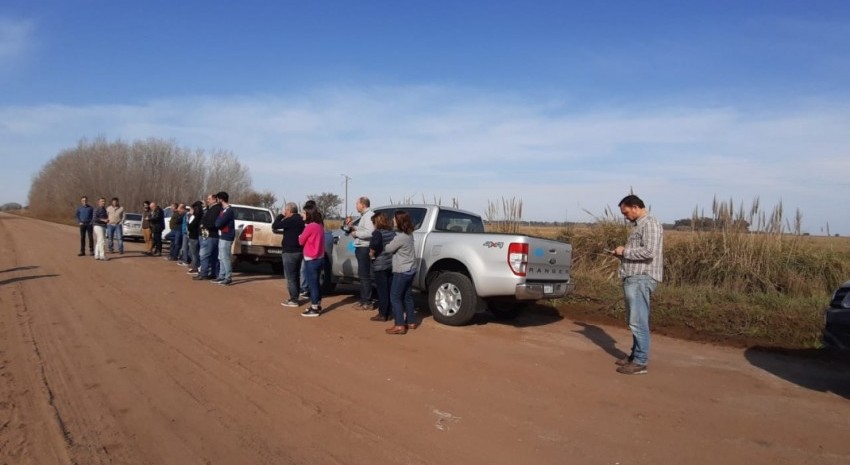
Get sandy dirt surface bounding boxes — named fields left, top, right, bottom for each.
left=1, top=212, right=849, bottom=465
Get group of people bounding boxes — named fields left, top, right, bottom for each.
left=75, top=192, right=663, bottom=368
left=160, top=192, right=237, bottom=285
left=75, top=196, right=127, bottom=260
left=75, top=192, right=237, bottom=286
left=272, top=196, right=418, bottom=332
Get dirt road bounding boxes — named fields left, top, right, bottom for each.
left=1, top=212, right=848, bottom=465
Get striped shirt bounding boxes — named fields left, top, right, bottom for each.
left=619, top=214, right=664, bottom=282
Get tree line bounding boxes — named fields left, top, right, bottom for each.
left=28, top=137, right=254, bottom=216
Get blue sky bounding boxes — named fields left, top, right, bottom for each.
left=2, top=1, right=849, bottom=234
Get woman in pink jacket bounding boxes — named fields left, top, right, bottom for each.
left=298, top=208, right=326, bottom=317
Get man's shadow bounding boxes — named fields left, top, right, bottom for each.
left=0, top=266, right=39, bottom=274
left=0, top=274, right=59, bottom=286
left=573, top=321, right=628, bottom=360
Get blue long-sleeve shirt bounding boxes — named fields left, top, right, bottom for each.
left=215, top=207, right=236, bottom=241
left=75, top=204, right=94, bottom=224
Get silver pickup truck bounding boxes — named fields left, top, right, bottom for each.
left=328, top=204, right=574, bottom=326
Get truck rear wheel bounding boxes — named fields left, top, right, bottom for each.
left=429, top=272, right=478, bottom=326
left=320, top=257, right=336, bottom=294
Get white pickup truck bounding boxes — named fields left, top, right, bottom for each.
left=329, top=204, right=574, bottom=326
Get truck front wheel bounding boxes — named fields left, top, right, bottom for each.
left=428, top=272, right=478, bottom=326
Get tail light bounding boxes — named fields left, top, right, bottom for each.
left=507, top=242, right=528, bottom=276
left=240, top=225, right=254, bottom=242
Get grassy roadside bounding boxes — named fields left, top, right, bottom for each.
left=540, top=220, right=850, bottom=350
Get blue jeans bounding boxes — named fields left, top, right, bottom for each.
left=355, top=247, right=373, bottom=304
left=373, top=268, right=393, bottom=318
left=107, top=224, right=123, bottom=253
left=623, top=275, right=658, bottom=365
left=390, top=270, right=416, bottom=326
left=304, top=258, right=324, bottom=306
left=218, top=239, right=233, bottom=280
left=180, top=231, right=190, bottom=262
left=199, top=236, right=219, bottom=278
left=188, top=238, right=200, bottom=269
left=300, top=260, right=308, bottom=294
left=282, top=252, right=303, bottom=301
left=170, top=230, right=184, bottom=259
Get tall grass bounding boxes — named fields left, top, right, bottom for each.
left=485, top=197, right=524, bottom=233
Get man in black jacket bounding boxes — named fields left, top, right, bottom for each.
left=194, top=193, right=222, bottom=280
left=149, top=201, right=165, bottom=256
left=272, top=202, right=305, bottom=306
left=186, top=201, right=203, bottom=274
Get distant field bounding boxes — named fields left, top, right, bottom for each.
left=517, top=223, right=850, bottom=251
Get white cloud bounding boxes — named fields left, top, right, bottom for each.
left=0, top=18, right=35, bottom=64
left=1, top=86, right=848, bottom=235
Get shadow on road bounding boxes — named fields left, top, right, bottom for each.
left=470, top=303, right=564, bottom=328
left=0, top=266, right=39, bottom=274
left=320, top=295, right=361, bottom=315
left=0, top=274, right=60, bottom=286
left=572, top=322, right=629, bottom=360
left=230, top=275, right=281, bottom=286
left=744, top=346, right=850, bottom=399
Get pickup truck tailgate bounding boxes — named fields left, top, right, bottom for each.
left=525, top=238, right=572, bottom=281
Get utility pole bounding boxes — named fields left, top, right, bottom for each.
left=340, top=173, right=351, bottom=218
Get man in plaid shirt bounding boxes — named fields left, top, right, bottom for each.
left=612, top=195, right=664, bottom=375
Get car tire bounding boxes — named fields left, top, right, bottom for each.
left=428, top=271, right=478, bottom=326
left=271, top=262, right=283, bottom=275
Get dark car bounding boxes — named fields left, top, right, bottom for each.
left=823, top=280, right=850, bottom=349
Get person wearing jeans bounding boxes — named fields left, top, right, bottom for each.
left=298, top=208, right=326, bottom=317
left=344, top=196, right=374, bottom=309
left=384, top=210, right=417, bottom=335
left=214, top=192, right=235, bottom=285
left=186, top=201, right=203, bottom=273
left=194, top=194, right=221, bottom=280
left=106, top=197, right=125, bottom=254
left=272, top=202, right=305, bottom=306
left=612, top=194, right=664, bottom=375
left=169, top=203, right=185, bottom=261
left=368, top=212, right=396, bottom=322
